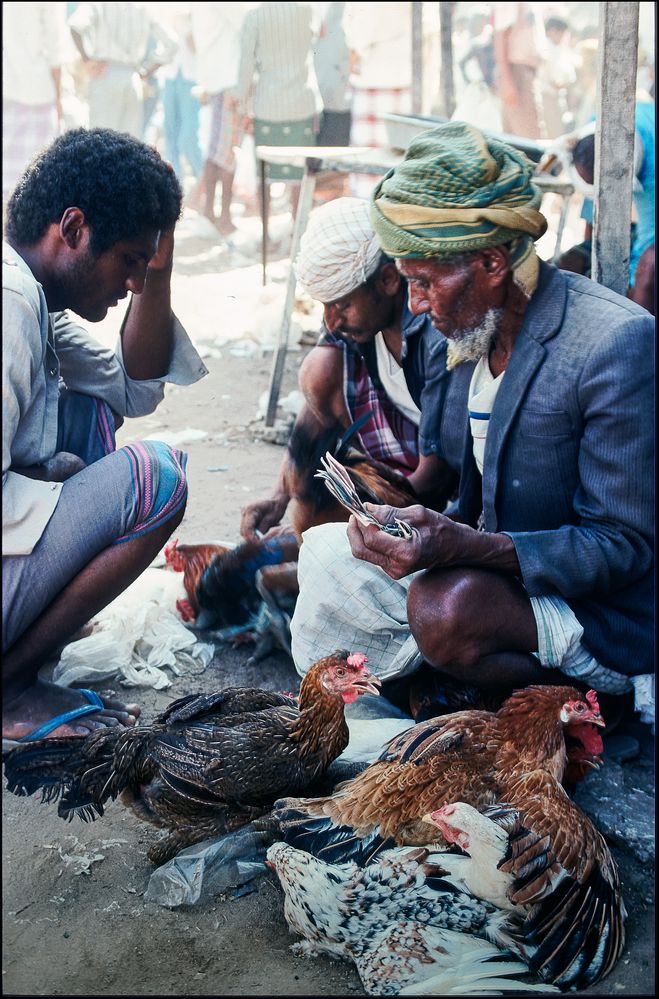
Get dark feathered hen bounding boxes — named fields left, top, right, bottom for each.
left=3, top=651, right=380, bottom=864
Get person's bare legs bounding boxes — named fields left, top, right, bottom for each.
left=217, top=166, right=236, bottom=235
left=200, top=159, right=220, bottom=224
left=198, top=160, right=236, bottom=235
left=407, top=566, right=568, bottom=693
left=3, top=509, right=184, bottom=741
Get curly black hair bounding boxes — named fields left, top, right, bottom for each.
left=5, top=128, right=182, bottom=256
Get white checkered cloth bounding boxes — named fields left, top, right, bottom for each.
left=291, top=523, right=423, bottom=682
left=290, top=522, right=644, bottom=705
left=530, top=594, right=633, bottom=695
left=294, top=197, right=382, bottom=303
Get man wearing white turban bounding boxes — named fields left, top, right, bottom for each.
left=240, top=197, right=459, bottom=542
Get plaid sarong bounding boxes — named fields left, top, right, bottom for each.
left=350, top=85, right=410, bottom=198
left=343, top=346, right=418, bottom=476
left=116, top=441, right=188, bottom=543
left=207, top=91, right=246, bottom=172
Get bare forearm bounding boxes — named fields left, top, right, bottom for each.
left=120, top=267, right=174, bottom=379
left=438, top=521, right=521, bottom=573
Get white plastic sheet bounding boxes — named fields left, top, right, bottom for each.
left=52, top=568, right=214, bottom=690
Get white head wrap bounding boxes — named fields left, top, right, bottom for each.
left=294, top=197, right=384, bottom=303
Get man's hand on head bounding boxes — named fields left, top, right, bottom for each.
left=147, top=227, right=175, bottom=273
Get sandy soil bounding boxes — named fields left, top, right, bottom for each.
left=2, top=211, right=654, bottom=997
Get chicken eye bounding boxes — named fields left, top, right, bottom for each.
left=575, top=703, right=585, bottom=712
left=335, top=668, right=345, bottom=677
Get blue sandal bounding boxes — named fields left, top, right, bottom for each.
left=3, top=688, right=106, bottom=750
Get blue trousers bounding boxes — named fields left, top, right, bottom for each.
left=162, top=71, right=203, bottom=179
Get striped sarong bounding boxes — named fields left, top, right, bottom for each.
left=116, top=441, right=188, bottom=543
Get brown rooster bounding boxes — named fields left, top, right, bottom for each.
left=3, top=651, right=381, bottom=865
left=268, top=685, right=605, bottom=847
left=262, top=686, right=625, bottom=990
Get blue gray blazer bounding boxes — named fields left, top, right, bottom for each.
left=430, top=261, right=654, bottom=677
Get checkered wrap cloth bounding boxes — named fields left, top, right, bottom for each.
left=371, top=121, right=548, bottom=296
left=294, top=197, right=383, bottom=303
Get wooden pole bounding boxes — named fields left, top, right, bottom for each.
left=411, top=2, right=423, bottom=115
left=591, top=2, right=639, bottom=296
left=439, top=2, right=455, bottom=119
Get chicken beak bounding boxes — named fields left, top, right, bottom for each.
left=352, top=670, right=382, bottom=697
left=587, top=714, right=606, bottom=728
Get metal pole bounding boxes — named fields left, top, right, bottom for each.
left=591, top=2, right=639, bottom=295
left=260, top=157, right=268, bottom=286
left=412, top=2, right=423, bottom=115
left=439, top=2, right=456, bottom=119
left=264, top=160, right=317, bottom=427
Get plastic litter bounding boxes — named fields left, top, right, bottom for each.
left=144, top=824, right=267, bottom=908
left=53, top=568, right=214, bottom=689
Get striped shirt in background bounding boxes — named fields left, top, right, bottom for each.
left=234, top=1, right=322, bottom=123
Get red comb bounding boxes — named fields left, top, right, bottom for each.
left=586, top=690, right=601, bottom=712
left=347, top=652, right=368, bottom=668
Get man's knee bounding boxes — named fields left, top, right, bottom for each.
left=408, top=570, right=481, bottom=669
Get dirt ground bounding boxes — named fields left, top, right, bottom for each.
left=2, top=209, right=655, bottom=997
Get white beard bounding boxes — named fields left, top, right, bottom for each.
left=445, top=308, right=503, bottom=371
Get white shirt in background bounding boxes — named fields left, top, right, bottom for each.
left=235, top=1, right=321, bottom=121
left=190, top=1, right=247, bottom=96
left=67, top=1, right=178, bottom=71
left=2, top=1, right=67, bottom=105
left=344, top=1, right=412, bottom=90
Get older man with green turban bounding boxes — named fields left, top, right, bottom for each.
left=290, top=122, right=654, bottom=724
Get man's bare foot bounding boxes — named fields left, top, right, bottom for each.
left=203, top=212, right=236, bottom=236
left=215, top=215, right=237, bottom=236
left=3, top=679, right=140, bottom=742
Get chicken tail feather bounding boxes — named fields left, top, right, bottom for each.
left=263, top=803, right=394, bottom=865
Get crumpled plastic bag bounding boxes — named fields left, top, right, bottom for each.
left=52, top=568, right=214, bottom=690
left=144, top=825, right=268, bottom=908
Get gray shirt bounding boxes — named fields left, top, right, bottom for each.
left=2, top=241, right=207, bottom=554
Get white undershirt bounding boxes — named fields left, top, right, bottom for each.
left=468, top=356, right=505, bottom=474
left=374, top=332, right=421, bottom=426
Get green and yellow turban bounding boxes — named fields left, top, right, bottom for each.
left=371, top=122, right=548, bottom=297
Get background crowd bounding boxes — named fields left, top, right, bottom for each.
left=3, top=2, right=655, bottom=222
